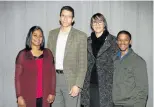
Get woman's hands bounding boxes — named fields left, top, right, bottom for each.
left=17, top=96, right=26, bottom=107
left=47, top=94, right=55, bottom=103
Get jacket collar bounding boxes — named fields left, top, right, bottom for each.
left=116, top=48, right=133, bottom=61
left=88, top=33, right=112, bottom=58
left=25, top=49, right=48, bottom=60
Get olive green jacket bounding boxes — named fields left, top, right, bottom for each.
left=112, top=48, right=148, bottom=107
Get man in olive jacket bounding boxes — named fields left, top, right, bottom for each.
left=112, top=30, right=148, bottom=107
left=47, top=6, right=87, bottom=107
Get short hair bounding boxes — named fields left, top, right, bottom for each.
left=90, top=13, right=108, bottom=30
left=60, top=6, right=75, bottom=26
left=117, top=30, right=132, bottom=40
left=25, top=26, right=45, bottom=51
left=60, top=6, right=74, bottom=18
left=117, top=30, right=132, bottom=48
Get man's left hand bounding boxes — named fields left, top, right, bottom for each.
left=69, top=85, right=80, bottom=97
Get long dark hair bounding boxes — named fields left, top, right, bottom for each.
left=25, top=26, right=45, bottom=50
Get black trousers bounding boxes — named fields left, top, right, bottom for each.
left=89, top=83, right=100, bottom=107
left=36, top=97, right=42, bottom=107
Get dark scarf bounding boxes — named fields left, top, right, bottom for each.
left=90, top=30, right=109, bottom=84
left=91, top=30, right=109, bottom=57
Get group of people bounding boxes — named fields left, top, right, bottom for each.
left=14, top=6, right=149, bottom=107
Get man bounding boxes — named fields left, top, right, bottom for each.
left=112, top=30, right=148, bottom=107
left=47, top=6, right=87, bottom=107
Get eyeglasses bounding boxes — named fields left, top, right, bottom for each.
left=92, top=21, right=103, bottom=26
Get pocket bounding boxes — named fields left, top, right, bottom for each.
left=123, top=67, right=135, bottom=81
left=122, top=67, right=136, bottom=94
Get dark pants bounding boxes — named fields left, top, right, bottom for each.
left=89, top=83, right=100, bottom=107
left=114, top=105, right=124, bottom=107
left=36, top=97, right=42, bottom=107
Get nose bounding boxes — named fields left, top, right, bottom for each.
left=63, top=16, right=67, bottom=21
left=121, top=41, right=125, bottom=44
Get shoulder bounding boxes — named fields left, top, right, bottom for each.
left=108, top=34, right=117, bottom=42
left=44, top=48, right=54, bottom=63
left=16, top=49, right=26, bottom=58
left=44, top=48, right=53, bottom=56
left=108, top=34, right=118, bottom=47
left=16, top=49, right=27, bottom=63
left=49, top=28, right=59, bottom=33
left=108, top=34, right=119, bottom=51
left=71, top=28, right=87, bottom=38
left=48, top=28, right=60, bottom=37
left=131, top=50, right=146, bottom=66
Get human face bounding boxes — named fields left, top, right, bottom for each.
left=31, top=29, right=43, bottom=47
left=92, top=19, right=105, bottom=34
left=60, top=10, right=74, bottom=28
left=117, top=33, right=131, bottom=52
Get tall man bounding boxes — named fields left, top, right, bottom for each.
left=112, top=30, right=148, bottom=107
left=47, top=6, right=87, bottom=107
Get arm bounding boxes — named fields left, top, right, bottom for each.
left=133, top=60, right=148, bottom=107
left=47, top=49, right=56, bottom=95
left=50, top=55, right=56, bottom=95
left=76, top=34, right=87, bottom=89
left=15, top=51, right=24, bottom=98
left=15, top=51, right=26, bottom=106
left=47, top=31, right=52, bottom=50
left=46, top=49, right=56, bottom=103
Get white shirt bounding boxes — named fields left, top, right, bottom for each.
left=55, top=30, right=70, bottom=70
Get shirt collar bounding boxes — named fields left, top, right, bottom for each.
left=117, top=49, right=130, bottom=60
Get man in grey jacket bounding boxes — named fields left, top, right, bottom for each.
left=112, top=30, right=148, bottom=107
left=47, top=6, right=87, bottom=107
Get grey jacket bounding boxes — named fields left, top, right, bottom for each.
left=112, top=48, right=148, bottom=107
left=47, top=27, right=87, bottom=90
left=81, top=34, right=119, bottom=107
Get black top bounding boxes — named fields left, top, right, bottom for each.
left=34, top=54, right=44, bottom=59
left=90, top=30, right=109, bottom=84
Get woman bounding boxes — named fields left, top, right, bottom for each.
left=15, top=26, right=56, bottom=107
left=81, top=13, right=118, bottom=107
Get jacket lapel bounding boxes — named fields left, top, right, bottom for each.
left=97, top=34, right=111, bottom=57
left=52, top=28, right=60, bottom=59
left=64, top=27, right=73, bottom=58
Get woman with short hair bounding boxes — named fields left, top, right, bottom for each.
left=81, top=13, right=118, bottom=107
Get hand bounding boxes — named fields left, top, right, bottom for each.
left=17, top=96, right=26, bottom=107
left=69, top=85, right=80, bottom=97
left=47, top=94, right=55, bottom=103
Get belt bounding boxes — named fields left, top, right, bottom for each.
left=114, top=105, right=124, bottom=107
left=56, top=69, right=64, bottom=74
